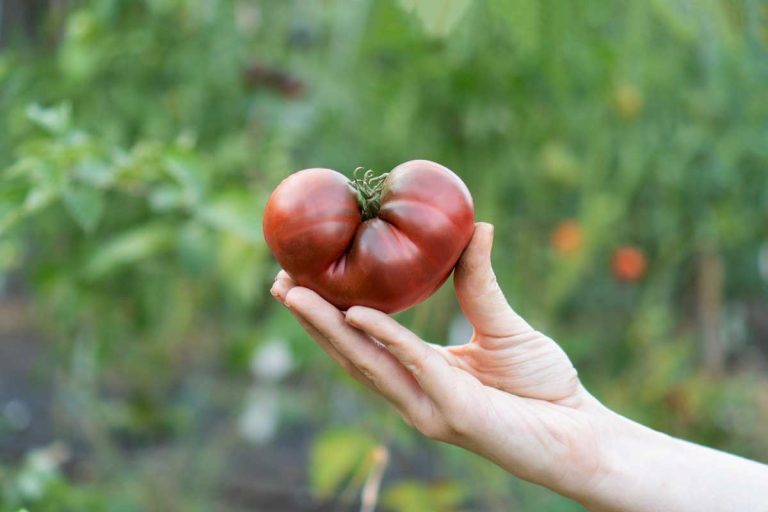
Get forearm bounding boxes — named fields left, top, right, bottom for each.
left=577, top=408, right=768, bottom=512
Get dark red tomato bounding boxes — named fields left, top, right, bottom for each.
left=263, top=160, right=475, bottom=313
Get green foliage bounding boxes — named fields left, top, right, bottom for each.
left=1, top=0, right=767, bottom=510
left=382, top=479, right=468, bottom=512
left=309, top=428, right=377, bottom=498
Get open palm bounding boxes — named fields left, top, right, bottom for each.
left=271, top=223, right=606, bottom=496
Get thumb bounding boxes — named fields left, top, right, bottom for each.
left=453, top=223, right=533, bottom=339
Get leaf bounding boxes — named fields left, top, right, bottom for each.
left=24, top=187, right=56, bottom=213
left=61, top=185, right=104, bottom=233
left=648, top=0, right=696, bottom=41
left=0, top=182, right=30, bottom=235
left=382, top=480, right=468, bottom=512
left=25, top=103, right=72, bottom=134
left=196, top=191, right=262, bottom=244
left=487, top=0, right=540, bottom=53
left=84, top=223, right=173, bottom=278
left=148, top=185, right=184, bottom=212
left=397, top=0, right=473, bottom=38
left=73, top=159, right=115, bottom=188
left=309, top=428, right=377, bottom=498
left=164, top=153, right=205, bottom=206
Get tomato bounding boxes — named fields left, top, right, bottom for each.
left=611, top=246, right=647, bottom=282
left=551, top=219, right=584, bottom=255
left=263, top=160, right=475, bottom=313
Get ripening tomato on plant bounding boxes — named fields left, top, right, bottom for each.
left=551, top=219, right=584, bottom=255
left=612, top=246, right=648, bottom=282
left=262, top=160, right=475, bottom=313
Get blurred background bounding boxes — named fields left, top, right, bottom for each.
left=1, top=1, right=767, bottom=510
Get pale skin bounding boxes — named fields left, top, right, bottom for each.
left=271, top=223, right=768, bottom=511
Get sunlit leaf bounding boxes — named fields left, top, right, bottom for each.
left=85, top=223, right=174, bottom=278
left=61, top=185, right=104, bottom=233
left=73, top=159, right=115, bottom=188
left=148, top=185, right=184, bottom=212
left=164, top=154, right=205, bottom=206
left=24, top=187, right=56, bottom=213
left=309, top=428, right=377, bottom=498
left=487, top=0, right=540, bottom=52
left=397, top=0, right=472, bottom=38
left=382, top=480, right=468, bottom=512
left=25, top=103, right=72, bottom=134
left=196, top=191, right=262, bottom=244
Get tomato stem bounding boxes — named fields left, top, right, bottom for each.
left=349, top=167, right=389, bottom=221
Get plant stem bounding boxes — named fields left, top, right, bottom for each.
left=348, top=167, right=389, bottom=221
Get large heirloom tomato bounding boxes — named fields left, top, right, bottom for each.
left=263, top=160, right=475, bottom=313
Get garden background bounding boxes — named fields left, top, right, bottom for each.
left=1, top=1, right=767, bottom=510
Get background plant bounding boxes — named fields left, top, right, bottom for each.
left=1, top=1, right=767, bottom=510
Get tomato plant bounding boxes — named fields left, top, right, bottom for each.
left=263, top=160, right=475, bottom=313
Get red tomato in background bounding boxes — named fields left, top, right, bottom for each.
left=612, top=246, right=648, bottom=282
left=263, top=160, right=475, bottom=313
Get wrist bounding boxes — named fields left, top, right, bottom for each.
left=570, top=404, right=686, bottom=512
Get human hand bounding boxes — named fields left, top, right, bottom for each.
left=270, top=223, right=608, bottom=498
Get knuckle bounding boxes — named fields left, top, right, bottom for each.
left=445, top=415, right=473, bottom=439
left=382, top=331, right=408, bottom=351
left=411, top=411, right=458, bottom=442
left=404, top=348, right=434, bottom=377
left=415, top=419, right=447, bottom=440
left=355, top=363, right=376, bottom=382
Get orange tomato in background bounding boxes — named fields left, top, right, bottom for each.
left=551, top=220, right=584, bottom=255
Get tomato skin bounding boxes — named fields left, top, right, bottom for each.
left=263, top=160, right=475, bottom=313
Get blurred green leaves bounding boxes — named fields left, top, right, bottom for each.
left=84, top=222, right=173, bottom=278
left=61, top=184, right=105, bottom=233
left=383, top=480, right=468, bottom=512
left=0, top=1, right=767, bottom=511
left=309, top=427, right=377, bottom=499
left=397, top=0, right=473, bottom=38
left=26, top=103, right=73, bottom=134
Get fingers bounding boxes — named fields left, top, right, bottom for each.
left=453, top=222, right=534, bottom=339
left=345, top=306, right=457, bottom=412
left=270, top=271, right=296, bottom=301
left=271, top=273, right=374, bottom=389
left=283, top=287, right=427, bottom=416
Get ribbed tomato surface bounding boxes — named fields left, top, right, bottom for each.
left=262, top=160, right=475, bottom=313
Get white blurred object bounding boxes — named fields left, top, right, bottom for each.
left=239, top=339, right=294, bottom=445
left=3, top=399, right=31, bottom=431
left=236, top=2, right=260, bottom=32
left=448, top=314, right=473, bottom=346
left=16, top=442, right=70, bottom=499
left=238, top=386, right=279, bottom=445
left=249, top=338, right=294, bottom=382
